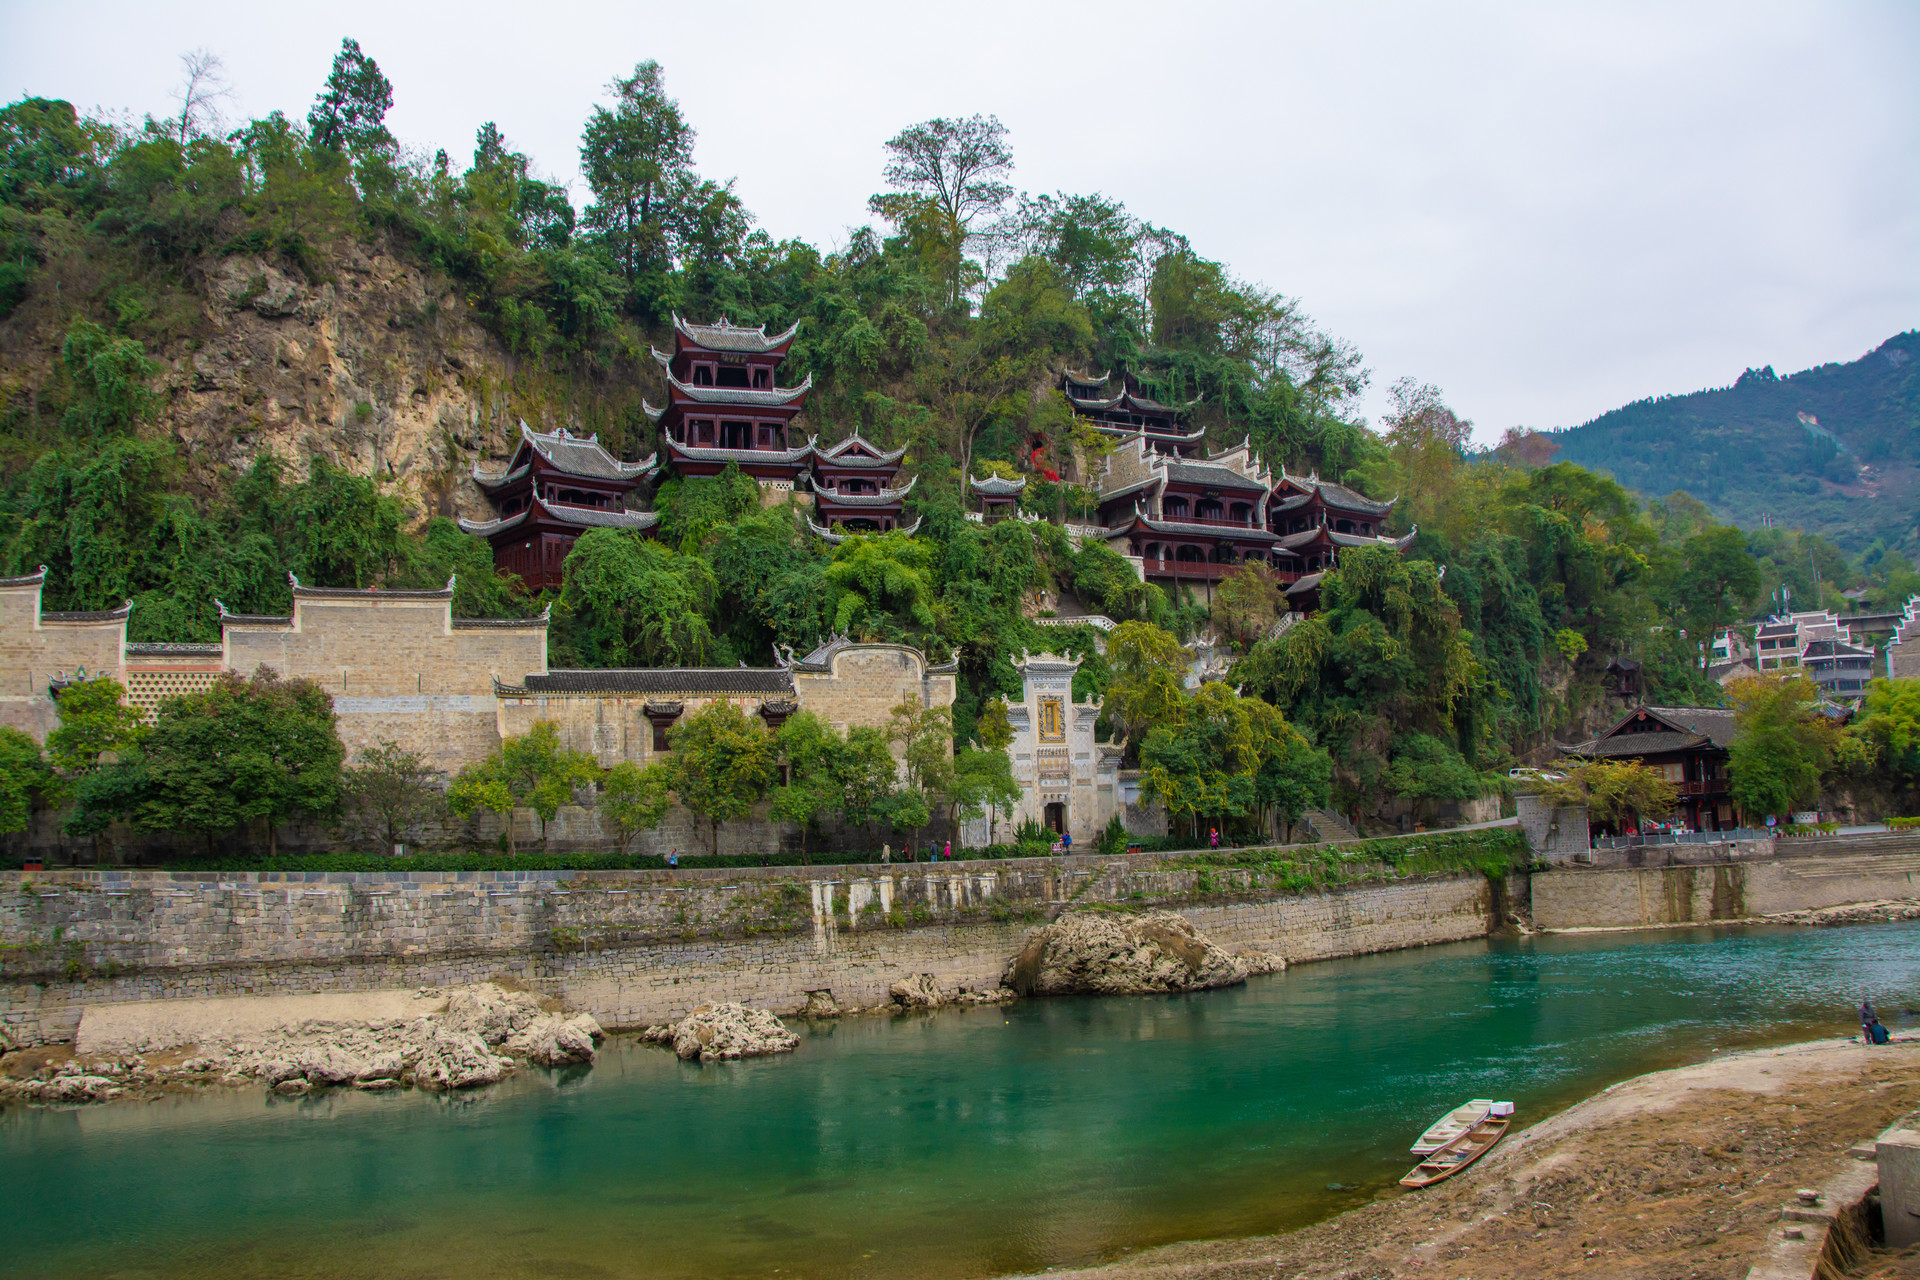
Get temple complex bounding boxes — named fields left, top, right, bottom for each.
left=1091, top=435, right=1411, bottom=608
left=650, top=314, right=814, bottom=490
left=1062, top=370, right=1207, bottom=458
left=459, top=424, right=658, bottom=591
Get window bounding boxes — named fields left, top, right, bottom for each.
left=1653, top=762, right=1684, bottom=783
left=652, top=723, right=670, bottom=753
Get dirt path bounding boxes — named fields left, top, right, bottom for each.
left=1008, top=1038, right=1920, bottom=1280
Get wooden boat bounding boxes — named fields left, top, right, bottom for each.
left=1411, top=1099, right=1494, bottom=1153
left=1400, top=1112, right=1511, bottom=1188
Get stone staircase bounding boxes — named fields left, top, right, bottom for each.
left=1304, top=808, right=1361, bottom=842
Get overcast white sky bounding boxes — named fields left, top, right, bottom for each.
left=5, top=1, right=1916, bottom=440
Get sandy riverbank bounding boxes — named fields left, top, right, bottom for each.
left=1008, top=1037, right=1920, bottom=1280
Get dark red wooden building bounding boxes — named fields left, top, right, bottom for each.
left=651, top=314, right=814, bottom=487
left=1557, top=705, right=1740, bottom=832
left=460, top=423, right=658, bottom=590
left=811, top=433, right=915, bottom=533
left=1063, top=369, right=1207, bottom=458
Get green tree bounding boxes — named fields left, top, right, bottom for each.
left=341, top=740, right=441, bottom=851
left=553, top=529, right=716, bottom=666
left=889, top=699, right=955, bottom=850
left=447, top=721, right=596, bottom=855
left=1102, top=621, right=1189, bottom=763
left=833, top=725, right=899, bottom=842
left=826, top=532, right=937, bottom=637
left=951, top=745, right=1019, bottom=847
left=1678, top=525, right=1761, bottom=634
left=1541, top=760, right=1679, bottom=832
left=669, top=701, right=778, bottom=856
left=137, top=669, right=345, bottom=855
left=45, top=677, right=146, bottom=781
left=1847, top=678, right=1920, bottom=812
left=308, top=38, right=394, bottom=156
left=0, top=726, right=51, bottom=837
left=600, top=760, right=674, bottom=853
left=768, top=712, right=843, bottom=862
left=1727, top=674, right=1840, bottom=820
left=868, top=113, right=1013, bottom=305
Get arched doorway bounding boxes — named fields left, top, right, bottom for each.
left=1044, top=802, right=1066, bottom=835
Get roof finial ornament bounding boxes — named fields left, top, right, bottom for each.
left=288, top=571, right=302, bottom=590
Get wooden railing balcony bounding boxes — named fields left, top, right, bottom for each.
left=1157, top=514, right=1264, bottom=530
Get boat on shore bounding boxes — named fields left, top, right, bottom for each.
left=1411, top=1099, right=1494, bottom=1153
left=1400, top=1106, right=1512, bottom=1188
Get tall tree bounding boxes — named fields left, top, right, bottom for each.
left=1727, top=674, right=1840, bottom=821
left=169, top=49, right=234, bottom=144
left=307, top=38, right=394, bottom=156
left=579, top=60, right=695, bottom=280
left=447, top=721, right=596, bottom=855
left=869, top=114, right=1013, bottom=304
left=600, top=760, right=674, bottom=853
left=341, top=740, right=441, bottom=851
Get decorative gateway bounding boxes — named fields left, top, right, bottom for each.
left=998, top=652, right=1124, bottom=845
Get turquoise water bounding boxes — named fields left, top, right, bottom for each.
left=5, top=922, right=1919, bottom=1280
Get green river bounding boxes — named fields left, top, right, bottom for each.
left=5, top=922, right=1918, bottom=1280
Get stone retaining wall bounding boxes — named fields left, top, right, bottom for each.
left=0, top=856, right=1498, bottom=1047
left=1532, top=835, right=1920, bottom=931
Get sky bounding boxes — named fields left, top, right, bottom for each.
left=4, top=0, right=1917, bottom=442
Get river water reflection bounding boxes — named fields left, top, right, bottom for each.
left=6, top=922, right=1920, bottom=1280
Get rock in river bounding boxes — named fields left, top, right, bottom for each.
left=1004, top=910, right=1250, bottom=996
left=668, top=1003, right=799, bottom=1062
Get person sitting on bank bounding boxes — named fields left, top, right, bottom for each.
left=1861, top=997, right=1878, bottom=1045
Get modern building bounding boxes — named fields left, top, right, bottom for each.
left=460, top=424, right=658, bottom=590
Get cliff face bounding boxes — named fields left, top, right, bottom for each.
left=2, top=232, right=659, bottom=527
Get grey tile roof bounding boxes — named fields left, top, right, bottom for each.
left=451, top=612, right=550, bottom=630
left=1162, top=461, right=1269, bottom=493
left=666, top=438, right=815, bottom=465
left=521, top=668, right=796, bottom=697
left=969, top=474, right=1027, bottom=495
left=1278, top=470, right=1396, bottom=516
left=519, top=424, right=656, bottom=481
left=125, top=642, right=223, bottom=657
left=457, top=498, right=658, bottom=537
left=817, top=433, right=907, bottom=465
left=0, top=567, right=48, bottom=588
left=673, top=313, right=800, bottom=353
left=1132, top=516, right=1279, bottom=543
left=815, top=476, right=917, bottom=505
left=807, top=516, right=921, bottom=543
left=471, top=461, right=532, bottom=490
left=289, top=574, right=453, bottom=601
left=42, top=601, right=133, bottom=623
left=1284, top=572, right=1325, bottom=596
left=666, top=373, right=812, bottom=407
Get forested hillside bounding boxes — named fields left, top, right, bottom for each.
left=2, top=40, right=1916, bottom=829
left=1551, top=333, right=1920, bottom=555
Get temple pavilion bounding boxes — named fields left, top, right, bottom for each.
left=1063, top=369, right=1207, bottom=458
left=460, top=423, right=658, bottom=590
left=809, top=433, right=917, bottom=537
left=649, top=314, right=815, bottom=490
left=968, top=473, right=1027, bottom=521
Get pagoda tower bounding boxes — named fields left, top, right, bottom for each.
left=649, top=314, right=814, bottom=492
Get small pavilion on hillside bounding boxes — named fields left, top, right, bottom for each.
left=969, top=473, right=1026, bottom=521
left=811, top=433, right=915, bottom=533
left=461, top=423, right=658, bottom=590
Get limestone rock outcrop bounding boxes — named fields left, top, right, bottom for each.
left=887, top=974, right=1017, bottom=1010
left=663, top=1003, right=800, bottom=1062
left=0, top=982, right=603, bottom=1106
left=1004, top=910, right=1250, bottom=996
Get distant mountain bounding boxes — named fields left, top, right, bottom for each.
left=1549, top=331, right=1920, bottom=554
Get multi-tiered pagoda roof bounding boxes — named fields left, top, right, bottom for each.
left=1063, top=369, right=1207, bottom=457
left=650, top=314, right=814, bottom=485
left=461, top=423, right=658, bottom=590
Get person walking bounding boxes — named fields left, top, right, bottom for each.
left=667, top=849, right=679, bottom=869
left=882, top=843, right=891, bottom=865
left=1209, top=827, right=1219, bottom=850
left=943, top=839, right=951, bottom=861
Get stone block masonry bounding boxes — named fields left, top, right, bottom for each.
left=1531, top=833, right=1920, bottom=930
left=0, top=855, right=1497, bottom=1047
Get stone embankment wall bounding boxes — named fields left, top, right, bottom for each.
left=1532, top=833, right=1920, bottom=930
left=0, top=856, right=1496, bottom=1047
